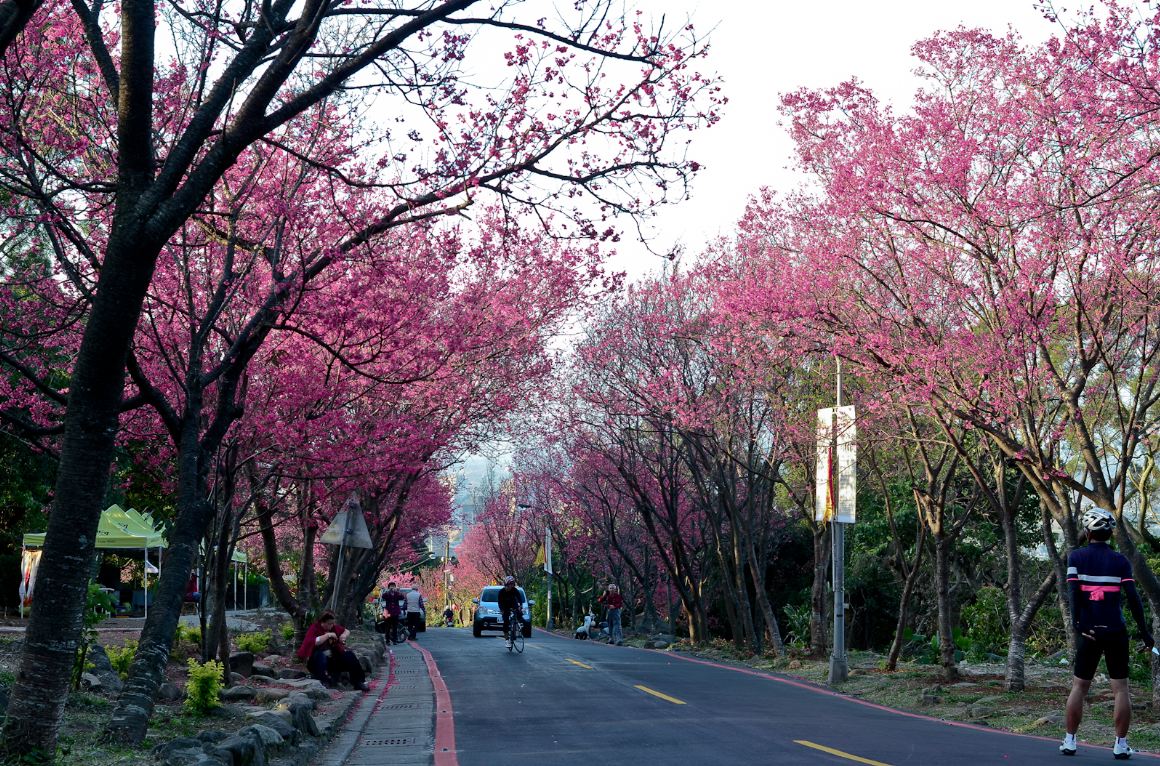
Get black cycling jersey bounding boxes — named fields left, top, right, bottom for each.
left=497, top=586, right=522, bottom=613
left=1067, top=541, right=1147, bottom=633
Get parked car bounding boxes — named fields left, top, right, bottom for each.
left=384, top=587, right=426, bottom=633
left=472, top=585, right=533, bottom=638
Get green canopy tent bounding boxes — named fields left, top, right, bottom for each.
left=196, top=543, right=250, bottom=611
left=22, top=504, right=167, bottom=618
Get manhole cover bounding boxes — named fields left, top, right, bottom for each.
left=363, top=737, right=418, bottom=747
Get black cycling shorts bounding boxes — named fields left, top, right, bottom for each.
left=1074, top=627, right=1129, bottom=681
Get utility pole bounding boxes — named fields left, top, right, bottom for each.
left=444, top=533, right=451, bottom=611
left=829, top=356, right=848, bottom=684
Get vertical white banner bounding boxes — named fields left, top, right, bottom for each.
left=19, top=549, right=41, bottom=615
left=835, top=405, right=856, bottom=523
left=544, top=527, right=553, bottom=575
left=815, top=405, right=857, bottom=523
left=814, top=408, right=834, bottom=522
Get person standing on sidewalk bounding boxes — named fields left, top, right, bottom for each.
left=597, top=583, right=624, bottom=645
left=405, top=585, right=426, bottom=639
left=380, top=581, right=404, bottom=638
left=1060, top=508, right=1154, bottom=760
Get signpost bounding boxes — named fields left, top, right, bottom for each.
left=321, top=496, right=374, bottom=611
left=815, top=357, right=856, bottom=683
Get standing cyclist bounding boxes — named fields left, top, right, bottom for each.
left=498, top=576, right=523, bottom=648
left=1060, top=508, right=1154, bottom=759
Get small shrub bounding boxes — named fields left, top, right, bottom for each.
left=1026, top=604, right=1067, bottom=658
left=185, top=659, right=224, bottom=714
left=73, top=581, right=115, bottom=690
left=962, top=586, right=1007, bottom=660
left=178, top=624, right=201, bottom=645
left=280, top=622, right=296, bottom=642
left=235, top=630, right=271, bottom=654
left=106, top=641, right=137, bottom=680
left=782, top=600, right=812, bottom=649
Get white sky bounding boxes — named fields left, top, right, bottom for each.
left=611, top=0, right=1057, bottom=278
left=456, top=0, right=1061, bottom=511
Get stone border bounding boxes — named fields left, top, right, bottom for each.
left=152, top=630, right=388, bottom=766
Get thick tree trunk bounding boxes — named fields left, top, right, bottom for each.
left=0, top=229, right=164, bottom=756
left=810, top=524, right=830, bottom=657
left=999, top=507, right=1026, bottom=691
left=935, top=537, right=958, bottom=681
left=106, top=433, right=212, bottom=744
left=748, top=559, right=784, bottom=656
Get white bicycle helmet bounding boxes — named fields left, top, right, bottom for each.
left=1081, top=508, right=1115, bottom=532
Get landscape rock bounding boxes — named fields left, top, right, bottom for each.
left=275, top=668, right=307, bottom=680
left=248, top=711, right=298, bottom=744
left=230, top=672, right=247, bottom=685
left=278, top=678, right=328, bottom=699
left=251, top=662, right=274, bottom=677
left=0, top=683, right=8, bottom=718
left=284, top=691, right=316, bottom=710
left=84, top=645, right=125, bottom=695
left=255, top=687, right=290, bottom=704
left=80, top=672, right=105, bottom=691
left=652, top=641, right=669, bottom=649
left=241, top=723, right=285, bottom=749
left=230, top=651, right=255, bottom=678
left=221, top=685, right=257, bottom=702
left=1030, top=714, right=1064, bottom=728
left=211, top=730, right=267, bottom=766
left=249, top=674, right=278, bottom=684
left=156, top=682, right=184, bottom=703
left=196, top=730, right=230, bottom=744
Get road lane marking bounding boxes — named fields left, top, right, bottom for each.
left=794, top=740, right=891, bottom=766
left=634, top=684, right=686, bottom=705
left=566, top=659, right=594, bottom=669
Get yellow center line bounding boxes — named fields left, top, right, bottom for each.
left=566, top=658, right=594, bottom=669
left=794, top=740, right=892, bottom=766
left=634, top=684, right=686, bottom=705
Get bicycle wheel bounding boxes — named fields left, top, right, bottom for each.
left=512, top=622, right=525, bottom=654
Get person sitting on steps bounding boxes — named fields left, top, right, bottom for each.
left=296, top=610, right=369, bottom=692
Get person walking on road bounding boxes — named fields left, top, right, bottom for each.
left=1060, top=508, right=1154, bottom=760
left=598, top=583, right=624, bottom=645
left=405, top=584, right=426, bottom=639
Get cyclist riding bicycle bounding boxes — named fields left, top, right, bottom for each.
left=498, top=576, right=523, bottom=648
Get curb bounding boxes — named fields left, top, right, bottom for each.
left=268, top=633, right=389, bottom=766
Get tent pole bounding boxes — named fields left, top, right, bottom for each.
left=243, top=562, right=248, bottom=611
left=19, top=545, right=25, bottom=619
left=143, top=545, right=148, bottom=620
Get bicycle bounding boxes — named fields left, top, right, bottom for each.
left=384, top=617, right=409, bottom=645
left=505, top=610, right=525, bottom=654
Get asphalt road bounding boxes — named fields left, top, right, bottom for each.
left=417, top=626, right=1158, bottom=765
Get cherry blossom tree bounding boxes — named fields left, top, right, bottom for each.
left=0, top=0, right=718, bottom=754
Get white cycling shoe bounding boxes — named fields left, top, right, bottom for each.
left=1059, top=733, right=1076, bottom=756
left=1113, top=739, right=1135, bottom=760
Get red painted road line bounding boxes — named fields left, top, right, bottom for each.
left=661, top=650, right=1160, bottom=758
left=412, top=641, right=459, bottom=766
